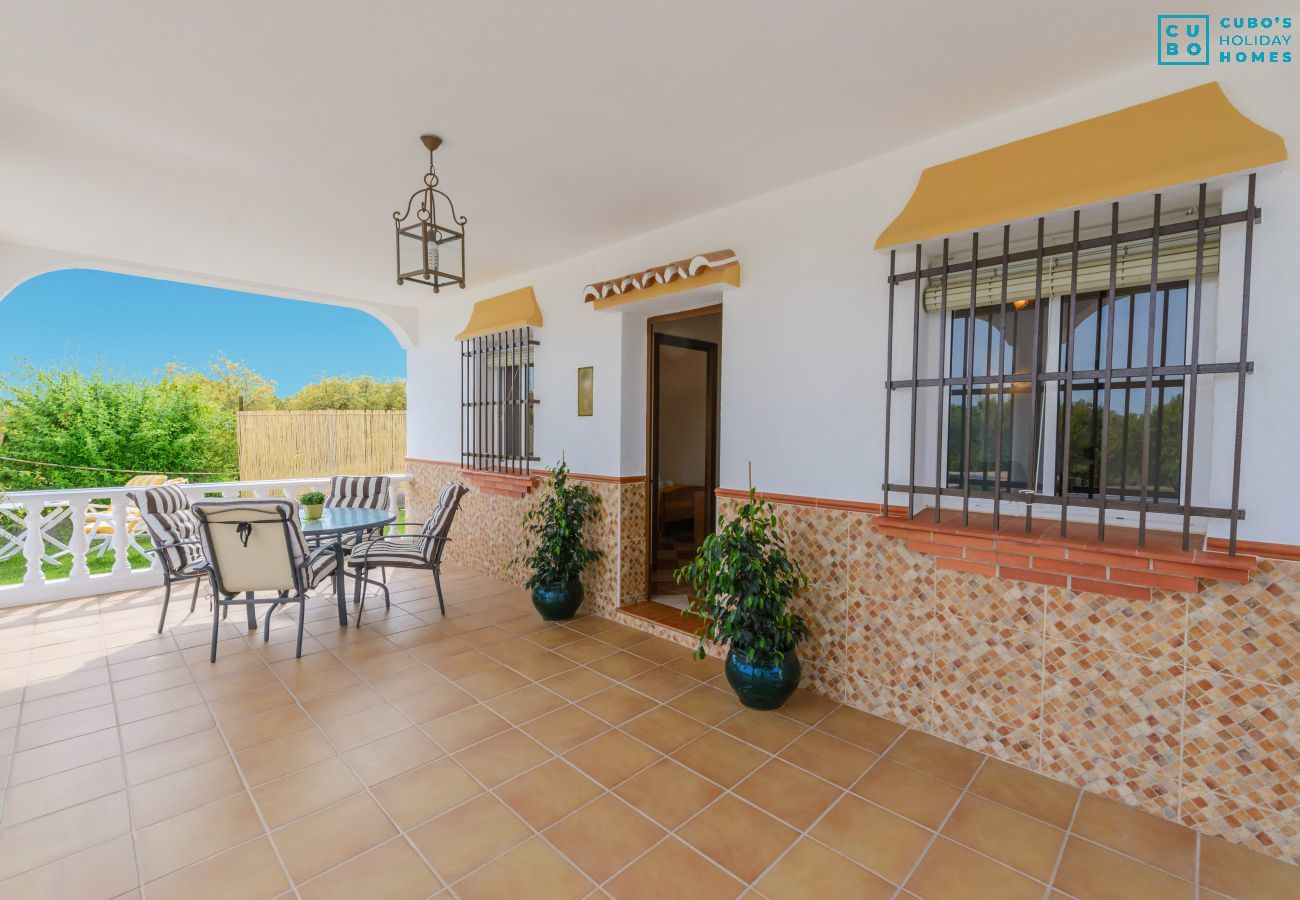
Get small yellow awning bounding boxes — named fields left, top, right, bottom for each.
left=875, top=82, right=1287, bottom=249
left=583, top=250, right=740, bottom=310
left=454, top=286, right=542, bottom=341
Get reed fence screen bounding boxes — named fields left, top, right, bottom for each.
left=236, top=410, right=406, bottom=480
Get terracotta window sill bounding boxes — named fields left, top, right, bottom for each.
left=874, top=508, right=1257, bottom=600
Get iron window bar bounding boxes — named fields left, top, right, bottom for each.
left=880, top=176, right=1259, bottom=553
left=460, top=326, right=540, bottom=475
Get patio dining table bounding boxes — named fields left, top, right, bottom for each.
left=299, top=506, right=396, bottom=627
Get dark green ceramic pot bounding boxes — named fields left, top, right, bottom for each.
left=724, top=647, right=801, bottom=710
left=531, top=578, right=584, bottom=621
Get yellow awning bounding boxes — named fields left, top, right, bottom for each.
left=875, top=82, right=1287, bottom=250
left=584, top=250, right=740, bottom=310
left=454, top=286, right=542, bottom=341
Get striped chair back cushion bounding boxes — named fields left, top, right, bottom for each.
left=129, top=484, right=202, bottom=571
left=420, top=483, right=468, bottom=563
left=326, top=476, right=391, bottom=510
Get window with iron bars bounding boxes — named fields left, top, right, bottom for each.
left=882, top=176, right=1259, bottom=553
left=460, top=327, right=538, bottom=474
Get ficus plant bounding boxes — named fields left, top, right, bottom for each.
left=513, top=460, right=603, bottom=590
left=675, top=485, right=810, bottom=663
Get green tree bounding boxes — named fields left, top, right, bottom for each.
left=0, top=363, right=238, bottom=490
left=282, top=375, right=406, bottom=410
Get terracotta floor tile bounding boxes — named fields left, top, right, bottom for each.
left=577, top=684, right=659, bottom=725
left=0, top=833, right=138, bottom=899
left=20, top=682, right=113, bottom=722
left=118, top=703, right=212, bottom=753
left=525, top=626, right=584, bottom=651
left=544, top=793, right=665, bottom=883
left=564, top=729, right=662, bottom=788
left=672, top=729, right=770, bottom=788
left=905, top=837, right=1044, bottom=900
left=123, top=727, right=227, bottom=785
left=431, top=649, right=499, bottom=680
left=1052, top=836, right=1193, bottom=900
left=1200, top=833, right=1300, bottom=900
left=606, top=837, right=744, bottom=899
left=420, top=703, right=511, bottom=753
left=484, top=683, right=567, bottom=724
left=409, top=793, right=532, bottom=883
left=0, top=791, right=132, bottom=881
left=810, top=793, right=932, bottom=882
left=624, top=665, right=700, bottom=702
left=455, top=665, right=529, bottom=701
left=136, top=791, right=264, bottom=882
left=343, top=726, right=443, bottom=786
left=520, top=703, right=609, bottom=753
left=392, top=682, right=476, bottom=723
left=129, top=754, right=243, bottom=827
left=587, top=650, right=657, bottom=681
left=318, top=702, right=409, bottom=752
left=620, top=704, right=708, bottom=754
left=668, top=683, right=744, bottom=726
left=508, top=648, right=579, bottom=681
left=540, top=666, right=615, bottom=701
left=143, top=836, right=288, bottom=900
left=734, top=759, right=842, bottom=830
left=207, top=683, right=295, bottom=724
left=663, top=650, right=725, bottom=681
left=271, top=792, right=397, bottom=883
left=815, top=704, right=908, bottom=753
left=615, top=758, right=722, bottom=829
left=2, top=754, right=124, bottom=824
left=372, top=757, right=483, bottom=828
left=252, top=755, right=362, bottom=829
left=756, top=836, right=895, bottom=899
left=555, top=636, right=619, bottom=664
left=720, top=709, right=808, bottom=753
left=627, top=636, right=691, bottom=664
left=454, top=836, right=593, bottom=899
left=941, top=794, right=1066, bottom=882
left=453, top=728, right=552, bottom=787
left=851, top=758, right=962, bottom=829
left=14, top=702, right=116, bottom=752
left=235, top=726, right=335, bottom=786
left=6, top=726, right=120, bottom=784
left=495, top=758, right=603, bottom=829
left=302, top=682, right=383, bottom=722
left=778, top=729, right=876, bottom=787
left=368, top=663, right=447, bottom=700
left=679, top=794, right=800, bottom=882
left=298, top=837, right=440, bottom=900
left=778, top=688, right=841, bottom=725
left=968, top=757, right=1080, bottom=829
left=1071, top=792, right=1196, bottom=881
left=222, top=703, right=314, bottom=751
left=885, top=729, right=984, bottom=787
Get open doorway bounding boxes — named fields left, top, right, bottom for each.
left=646, top=306, right=721, bottom=612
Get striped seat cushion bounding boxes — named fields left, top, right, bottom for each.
left=129, top=484, right=203, bottom=572
left=345, top=536, right=428, bottom=569
left=326, top=476, right=391, bottom=510
left=303, top=543, right=339, bottom=587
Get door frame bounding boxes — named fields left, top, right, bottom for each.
left=644, top=303, right=722, bottom=600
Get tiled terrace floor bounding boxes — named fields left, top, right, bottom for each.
left=1, top=566, right=1298, bottom=899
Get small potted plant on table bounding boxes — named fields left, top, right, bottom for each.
left=299, top=490, right=325, bottom=520
left=515, top=461, right=603, bottom=620
left=675, top=484, right=810, bottom=710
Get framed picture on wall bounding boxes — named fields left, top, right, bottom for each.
left=577, top=366, right=593, bottom=416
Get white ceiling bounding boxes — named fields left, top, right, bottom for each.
left=1, top=0, right=1164, bottom=309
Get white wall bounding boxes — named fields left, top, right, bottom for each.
left=407, top=63, right=1300, bottom=543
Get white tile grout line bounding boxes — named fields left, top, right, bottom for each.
left=1040, top=784, right=1086, bottom=900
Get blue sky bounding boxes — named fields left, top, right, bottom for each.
left=0, top=269, right=404, bottom=394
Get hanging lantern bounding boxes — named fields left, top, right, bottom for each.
left=393, top=135, right=467, bottom=292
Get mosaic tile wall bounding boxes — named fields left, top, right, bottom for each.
left=406, top=461, right=648, bottom=616
left=717, top=495, right=1300, bottom=866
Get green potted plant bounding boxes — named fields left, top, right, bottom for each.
left=675, top=485, right=810, bottom=710
left=299, top=490, right=325, bottom=520
left=514, top=460, right=603, bottom=620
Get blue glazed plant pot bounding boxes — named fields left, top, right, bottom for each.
left=725, top=647, right=801, bottom=710
left=531, top=578, right=584, bottom=621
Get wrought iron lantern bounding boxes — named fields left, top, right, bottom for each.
left=393, top=135, right=467, bottom=292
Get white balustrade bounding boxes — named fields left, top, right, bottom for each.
left=0, top=474, right=410, bottom=608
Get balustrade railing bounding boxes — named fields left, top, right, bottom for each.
left=0, top=474, right=409, bottom=607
